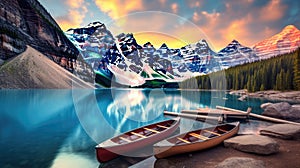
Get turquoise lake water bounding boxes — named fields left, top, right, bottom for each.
left=0, top=89, right=281, bottom=168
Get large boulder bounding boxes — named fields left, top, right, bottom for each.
left=288, top=107, right=300, bottom=120
left=261, top=102, right=300, bottom=121
left=215, top=157, right=265, bottom=168
left=224, top=135, right=279, bottom=155
left=260, top=124, right=300, bottom=140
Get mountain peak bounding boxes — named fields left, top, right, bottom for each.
left=160, top=43, right=169, bottom=49
left=283, top=25, right=299, bottom=31
left=143, top=42, right=154, bottom=48
left=253, top=24, right=300, bottom=59
left=195, top=39, right=210, bottom=47
left=231, top=39, right=239, bottom=43
left=86, top=21, right=104, bottom=28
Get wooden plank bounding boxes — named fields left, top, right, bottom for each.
left=216, top=106, right=300, bottom=126
left=216, top=106, right=250, bottom=115
left=157, top=124, right=168, bottom=129
left=189, top=133, right=209, bottom=140
left=203, top=129, right=221, bottom=136
left=183, top=108, right=249, bottom=117
left=144, top=127, right=160, bottom=133
left=131, top=132, right=147, bottom=138
left=164, top=111, right=223, bottom=123
left=177, top=137, right=191, bottom=144
left=119, top=137, right=131, bottom=142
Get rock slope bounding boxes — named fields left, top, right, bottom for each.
left=0, top=0, right=78, bottom=71
left=0, top=46, right=93, bottom=89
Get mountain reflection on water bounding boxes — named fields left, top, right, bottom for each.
left=0, top=89, right=278, bottom=168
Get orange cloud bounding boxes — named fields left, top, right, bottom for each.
left=188, top=0, right=201, bottom=8
left=65, top=0, right=85, bottom=8
left=57, top=10, right=86, bottom=30
left=260, top=0, right=286, bottom=22
left=171, top=3, right=178, bottom=13
left=56, top=0, right=87, bottom=30
left=94, top=0, right=144, bottom=19
left=217, top=15, right=254, bottom=49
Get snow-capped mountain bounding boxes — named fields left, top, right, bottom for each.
left=180, top=39, right=221, bottom=73
left=65, top=22, right=300, bottom=87
left=253, top=25, right=300, bottom=59
left=66, top=22, right=221, bottom=87
left=217, top=40, right=258, bottom=68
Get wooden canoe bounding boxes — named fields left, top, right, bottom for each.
left=95, top=118, right=180, bottom=163
left=153, top=122, right=240, bottom=159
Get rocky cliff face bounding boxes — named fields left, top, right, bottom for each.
left=0, top=0, right=78, bottom=71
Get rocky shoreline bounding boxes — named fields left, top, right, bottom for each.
left=229, top=90, right=300, bottom=103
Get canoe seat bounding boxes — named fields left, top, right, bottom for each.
left=189, top=133, right=209, bottom=140
left=177, top=137, right=191, bottom=144
left=203, top=130, right=221, bottom=136
left=131, top=132, right=147, bottom=138
left=217, top=128, right=228, bottom=133
left=119, top=137, right=131, bottom=142
left=144, top=127, right=160, bottom=133
left=157, top=124, right=168, bottom=129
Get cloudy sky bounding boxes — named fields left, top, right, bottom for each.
left=39, top=0, right=300, bottom=51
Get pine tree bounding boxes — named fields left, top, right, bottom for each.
left=293, top=49, right=300, bottom=90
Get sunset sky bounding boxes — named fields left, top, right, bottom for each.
left=39, top=0, right=300, bottom=51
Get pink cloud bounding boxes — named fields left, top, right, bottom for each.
left=260, top=0, right=287, bottom=22
left=193, top=12, right=200, bottom=22
left=188, top=0, right=201, bottom=8
left=171, top=3, right=178, bottom=13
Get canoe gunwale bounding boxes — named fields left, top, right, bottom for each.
left=96, top=118, right=180, bottom=149
left=153, top=122, right=240, bottom=158
left=95, top=118, right=180, bottom=162
left=154, top=122, right=239, bottom=148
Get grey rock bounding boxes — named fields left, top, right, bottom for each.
left=224, top=135, right=279, bottom=155
left=288, top=107, right=300, bottom=120
left=260, top=124, right=300, bottom=140
left=238, top=95, right=247, bottom=101
left=230, top=89, right=248, bottom=96
left=262, top=102, right=300, bottom=121
left=262, top=102, right=291, bottom=118
left=292, top=104, right=300, bottom=108
left=215, top=157, right=265, bottom=168
left=260, top=103, right=273, bottom=109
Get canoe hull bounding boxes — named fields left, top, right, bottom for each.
left=96, top=118, right=180, bottom=162
left=154, top=122, right=239, bottom=159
